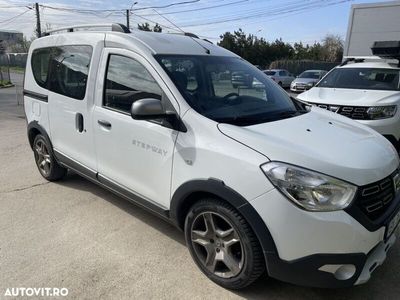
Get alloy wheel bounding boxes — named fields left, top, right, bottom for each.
left=190, top=211, right=244, bottom=278
left=34, top=139, right=51, bottom=176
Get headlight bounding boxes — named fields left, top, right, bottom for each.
left=306, top=82, right=314, bottom=87
left=261, top=162, right=357, bottom=211
left=367, top=106, right=397, bottom=119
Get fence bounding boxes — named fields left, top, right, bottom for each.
left=0, top=54, right=10, bottom=83
left=0, top=53, right=27, bottom=68
left=269, top=60, right=339, bottom=75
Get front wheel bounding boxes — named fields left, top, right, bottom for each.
left=184, top=199, right=265, bottom=289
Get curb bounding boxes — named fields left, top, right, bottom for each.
left=0, top=84, right=15, bottom=89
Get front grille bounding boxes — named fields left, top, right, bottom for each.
left=310, top=103, right=370, bottom=120
left=356, top=175, right=396, bottom=221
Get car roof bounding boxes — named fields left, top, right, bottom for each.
left=338, top=61, right=400, bottom=70
left=33, top=29, right=237, bottom=57
left=301, top=69, right=326, bottom=73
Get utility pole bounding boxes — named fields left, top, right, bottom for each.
left=35, top=3, right=41, bottom=38
left=126, top=9, right=130, bottom=30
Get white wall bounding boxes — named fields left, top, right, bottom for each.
left=344, top=1, right=400, bottom=57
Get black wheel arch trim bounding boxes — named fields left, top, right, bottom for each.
left=27, top=120, right=52, bottom=150
left=170, top=178, right=279, bottom=257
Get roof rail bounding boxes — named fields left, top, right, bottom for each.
left=340, top=57, right=365, bottom=66
left=170, top=32, right=200, bottom=39
left=43, top=23, right=130, bottom=36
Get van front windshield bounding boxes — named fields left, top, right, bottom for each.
left=317, top=68, right=400, bottom=91
left=155, top=55, right=305, bottom=126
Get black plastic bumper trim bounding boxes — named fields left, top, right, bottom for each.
left=23, top=89, right=48, bottom=102
left=266, top=252, right=367, bottom=288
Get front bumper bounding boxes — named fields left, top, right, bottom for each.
left=264, top=234, right=396, bottom=288
left=250, top=188, right=399, bottom=288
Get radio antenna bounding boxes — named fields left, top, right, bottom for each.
left=152, top=9, right=210, bottom=54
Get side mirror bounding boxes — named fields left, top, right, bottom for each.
left=131, top=98, right=167, bottom=120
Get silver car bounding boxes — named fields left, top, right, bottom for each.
left=263, top=69, right=295, bottom=88
left=290, top=69, right=328, bottom=92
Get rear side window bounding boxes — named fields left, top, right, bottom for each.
left=31, top=48, right=51, bottom=88
left=104, top=55, right=162, bottom=113
left=49, top=45, right=92, bottom=100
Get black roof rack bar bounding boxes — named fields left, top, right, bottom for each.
left=340, top=57, right=365, bottom=66
left=43, top=23, right=130, bottom=36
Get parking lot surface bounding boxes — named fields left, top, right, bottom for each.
left=1, top=75, right=399, bottom=299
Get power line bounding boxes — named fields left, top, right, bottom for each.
left=0, top=8, right=32, bottom=24
left=177, top=0, right=352, bottom=28
left=39, top=0, right=201, bottom=13
left=139, top=0, right=249, bottom=17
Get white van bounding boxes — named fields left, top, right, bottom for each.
left=24, top=24, right=400, bottom=289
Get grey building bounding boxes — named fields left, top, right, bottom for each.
left=0, top=30, right=23, bottom=44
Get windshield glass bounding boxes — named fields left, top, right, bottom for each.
left=317, top=68, right=400, bottom=91
left=299, top=71, right=321, bottom=79
left=156, top=55, right=303, bottom=126
left=264, top=71, right=276, bottom=76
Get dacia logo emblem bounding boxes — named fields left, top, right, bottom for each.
left=329, top=106, right=340, bottom=113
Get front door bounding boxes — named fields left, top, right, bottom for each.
left=93, top=49, right=179, bottom=209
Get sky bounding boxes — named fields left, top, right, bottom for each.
left=0, top=0, right=392, bottom=44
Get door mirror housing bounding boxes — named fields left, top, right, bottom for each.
left=131, top=98, right=167, bottom=120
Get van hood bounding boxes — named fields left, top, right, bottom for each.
left=218, top=109, right=399, bottom=186
left=298, top=87, right=400, bottom=106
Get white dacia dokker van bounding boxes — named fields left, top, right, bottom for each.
left=24, top=24, right=400, bottom=289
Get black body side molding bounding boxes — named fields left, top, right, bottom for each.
left=23, top=89, right=48, bottom=102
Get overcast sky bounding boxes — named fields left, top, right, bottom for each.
left=0, top=0, right=390, bottom=44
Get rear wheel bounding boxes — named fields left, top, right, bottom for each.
left=33, top=134, right=67, bottom=181
left=185, top=199, right=265, bottom=289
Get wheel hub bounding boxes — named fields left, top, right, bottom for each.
left=191, top=211, right=244, bottom=278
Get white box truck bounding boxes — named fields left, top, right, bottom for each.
left=344, top=1, right=400, bottom=58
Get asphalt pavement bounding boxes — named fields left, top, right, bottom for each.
left=0, top=73, right=399, bottom=299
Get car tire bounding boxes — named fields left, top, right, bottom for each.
left=33, top=134, right=67, bottom=181
left=185, top=198, right=265, bottom=289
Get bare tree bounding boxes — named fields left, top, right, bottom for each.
left=322, top=34, right=344, bottom=62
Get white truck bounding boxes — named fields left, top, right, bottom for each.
left=344, top=1, right=400, bottom=59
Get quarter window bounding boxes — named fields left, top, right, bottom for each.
left=48, top=45, right=92, bottom=100
left=104, top=55, right=162, bottom=113
left=31, top=47, right=51, bottom=89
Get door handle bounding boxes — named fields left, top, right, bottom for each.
left=98, top=119, right=112, bottom=129
left=76, top=113, right=84, bottom=133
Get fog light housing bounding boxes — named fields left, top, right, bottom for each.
left=319, top=264, right=357, bottom=280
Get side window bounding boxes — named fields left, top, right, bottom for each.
left=49, top=45, right=92, bottom=100
left=279, top=71, right=286, bottom=76
left=31, top=48, right=51, bottom=89
left=104, top=55, right=162, bottom=113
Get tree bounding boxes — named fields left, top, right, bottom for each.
left=138, top=23, right=162, bottom=33
left=218, top=29, right=293, bottom=68
left=138, top=22, right=151, bottom=31
left=321, top=34, right=344, bottom=62
left=153, top=24, right=162, bottom=33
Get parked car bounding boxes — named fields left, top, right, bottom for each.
left=290, top=69, right=328, bottom=92
left=231, top=71, right=252, bottom=88
left=25, top=24, right=400, bottom=290
left=263, top=69, right=295, bottom=87
left=297, top=41, right=400, bottom=150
